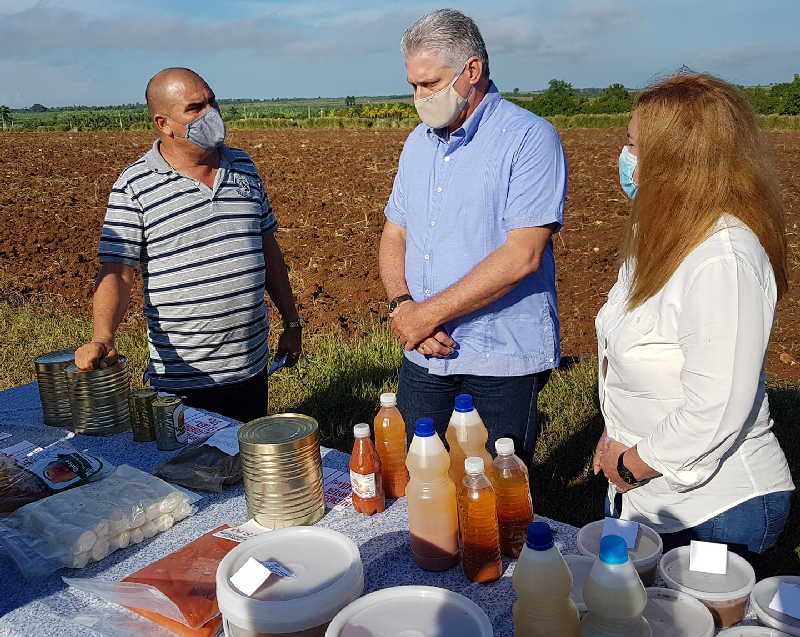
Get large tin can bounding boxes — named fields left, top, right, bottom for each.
left=152, top=395, right=188, bottom=451
left=34, top=349, right=75, bottom=427
left=64, top=357, right=131, bottom=435
left=238, top=413, right=324, bottom=530
left=128, top=388, right=157, bottom=442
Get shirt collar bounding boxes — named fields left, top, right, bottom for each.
left=427, top=81, right=502, bottom=146
left=144, top=140, right=232, bottom=174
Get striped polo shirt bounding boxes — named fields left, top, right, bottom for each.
left=98, top=140, right=277, bottom=391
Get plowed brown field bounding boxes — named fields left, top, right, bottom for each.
left=1, top=129, right=799, bottom=381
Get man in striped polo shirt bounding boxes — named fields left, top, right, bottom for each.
left=75, top=68, right=302, bottom=422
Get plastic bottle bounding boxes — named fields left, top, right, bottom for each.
left=493, top=437, right=534, bottom=558
left=580, top=535, right=651, bottom=637
left=513, top=521, right=580, bottom=637
left=349, top=423, right=385, bottom=516
left=406, top=418, right=460, bottom=571
left=445, top=394, right=494, bottom=490
left=373, top=392, right=409, bottom=498
left=459, top=456, right=502, bottom=583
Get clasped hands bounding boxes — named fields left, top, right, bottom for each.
left=389, top=300, right=456, bottom=358
left=593, top=434, right=639, bottom=494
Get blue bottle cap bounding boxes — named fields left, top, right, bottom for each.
left=414, top=418, right=435, bottom=437
left=599, top=534, right=629, bottom=565
left=454, top=394, right=474, bottom=413
left=526, top=521, right=554, bottom=551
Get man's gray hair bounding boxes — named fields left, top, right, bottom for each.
left=401, top=9, right=490, bottom=78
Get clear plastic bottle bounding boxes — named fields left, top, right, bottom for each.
left=349, top=423, right=385, bottom=516
left=580, top=535, right=652, bottom=637
left=405, top=418, right=460, bottom=571
left=445, top=394, right=494, bottom=491
left=459, top=456, right=502, bottom=583
left=513, top=521, right=580, bottom=637
left=493, top=437, right=534, bottom=558
left=373, top=392, right=409, bottom=498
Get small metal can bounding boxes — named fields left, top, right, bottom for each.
left=129, top=388, right=157, bottom=442
left=152, top=395, right=188, bottom=451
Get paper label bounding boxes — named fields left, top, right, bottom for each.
left=689, top=540, right=728, bottom=575
left=323, top=467, right=353, bottom=510
left=260, top=560, right=294, bottom=578
left=769, top=582, right=800, bottom=619
left=602, top=517, right=640, bottom=549
left=205, top=425, right=242, bottom=456
left=173, top=405, right=188, bottom=443
left=1, top=440, right=42, bottom=460
left=230, top=557, right=272, bottom=596
left=213, top=519, right=271, bottom=543
left=1, top=440, right=104, bottom=490
left=183, top=407, right=240, bottom=443
left=350, top=470, right=377, bottom=499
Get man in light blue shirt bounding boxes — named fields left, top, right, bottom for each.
left=379, top=9, right=568, bottom=460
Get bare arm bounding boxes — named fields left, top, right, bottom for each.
left=378, top=219, right=410, bottom=299
left=262, top=232, right=302, bottom=362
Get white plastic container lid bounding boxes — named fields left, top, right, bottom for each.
left=465, top=456, right=484, bottom=475
left=380, top=393, right=396, bottom=407
left=354, top=423, right=371, bottom=438
left=644, top=586, right=715, bottom=637
left=577, top=519, right=663, bottom=568
left=565, top=554, right=594, bottom=612
left=495, top=438, right=515, bottom=456
left=658, top=546, right=756, bottom=603
left=750, top=575, right=800, bottom=635
left=216, top=527, right=364, bottom=634
left=717, top=627, right=791, bottom=636
left=325, top=585, right=493, bottom=637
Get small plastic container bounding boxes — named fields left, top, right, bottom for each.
left=576, top=519, right=663, bottom=586
left=216, top=527, right=364, bottom=637
left=564, top=554, right=594, bottom=613
left=325, top=585, right=493, bottom=637
left=658, top=546, right=756, bottom=628
left=749, top=575, right=800, bottom=635
left=717, top=628, right=791, bottom=636
left=644, top=587, right=715, bottom=637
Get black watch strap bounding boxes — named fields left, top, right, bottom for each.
left=389, top=294, right=413, bottom=312
left=617, top=452, right=643, bottom=487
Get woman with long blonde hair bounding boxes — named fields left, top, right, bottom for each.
left=594, top=73, right=793, bottom=556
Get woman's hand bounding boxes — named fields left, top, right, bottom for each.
left=599, top=439, right=637, bottom=493
left=593, top=430, right=609, bottom=475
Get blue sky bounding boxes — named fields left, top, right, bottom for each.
left=1, top=0, right=798, bottom=108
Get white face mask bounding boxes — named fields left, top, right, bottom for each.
left=414, top=61, right=472, bottom=129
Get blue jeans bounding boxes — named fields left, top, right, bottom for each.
left=606, top=491, right=792, bottom=556
left=396, top=358, right=551, bottom=461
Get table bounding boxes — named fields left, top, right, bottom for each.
left=0, top=382, right=762, bottom=636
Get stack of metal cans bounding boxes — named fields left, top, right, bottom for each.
left=64, top=357, right=131, bottom=435
left=238, top=413, right=325, bottom=530
left=34, top=349, right=75, bottom=427
left=128, top=388, right=157, bottom=442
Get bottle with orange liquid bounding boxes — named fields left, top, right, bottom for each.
left=349, top=423, right=385, bottom=516
left=493, top=437, right=534, bottom=558
left=445, top=394, right=494, bottom=491
left=406, top=418, right=460, bottom=571
left=459, top=456, right=502, bottom=583
left=373, top=392, right=408, bottom=498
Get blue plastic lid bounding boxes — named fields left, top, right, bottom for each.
left=454, top=394, right=474, bottom=413
left=599, top=535, right=629, bottom=565
left=526, top=521, right=554, bottom=551
left=414, top=418, right=435, bottom=437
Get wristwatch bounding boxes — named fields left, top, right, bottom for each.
left=283, top=318, right=305, bottom=329
left=388, top=294, right=413, bottom=312
left=617, top=451, right=646, bottom=488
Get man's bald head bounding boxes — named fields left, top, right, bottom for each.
left=145, top=67, right=211, bottom=117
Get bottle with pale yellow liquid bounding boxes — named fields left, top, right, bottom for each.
left=373, top=392, right=408, bottom=498
left=580, top=535, right=652, bottom=637
left=513, top=521, right=580, bottom=637
left=406, top=418, right=460, bottom=571
left=445, top=394, right=494, bottom=490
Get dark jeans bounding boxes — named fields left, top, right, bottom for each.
left=607, top=490, right=792, bottom=559
left=396, top=358, right=551, bottom=462
left=178, top=369, right=268, bottom=423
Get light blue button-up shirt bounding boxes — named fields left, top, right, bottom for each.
left=385, top=82, right=568, bottom=377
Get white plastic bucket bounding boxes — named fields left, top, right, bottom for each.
left=576, top=519, right=663, bottom=586
left=716, top=627, right=791, bottom=636
left=216, top=527, right=364, bottom=636
left=749, top=575, right=800, bottom=636
left=644, top=586, right=715, bottom=637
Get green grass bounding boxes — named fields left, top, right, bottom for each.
left=1, top=302, right=799, bottom=576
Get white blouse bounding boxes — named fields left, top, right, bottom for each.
left=596, top=216, right=794, bottom=533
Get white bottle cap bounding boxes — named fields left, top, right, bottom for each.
left=353, top=423, right=371, bottom=438
left=464, top=456, right=484, bottom=475
left=380, top=392, right=397, bottom=408
left=495, top=438, right=515, bottom=456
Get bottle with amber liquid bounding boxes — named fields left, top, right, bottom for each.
left=373, top=392, right=409, bottom=498
left=349, top=423, right=385, bottom=516
left=459, top=456, right=502, bottom=583
left=493, top=437, right=534, bottom=558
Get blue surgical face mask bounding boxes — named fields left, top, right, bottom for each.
left=618, top=145, right=638, bottom=199
left=171, top=107, right=226, bottom=150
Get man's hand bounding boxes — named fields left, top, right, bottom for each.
left=416, top=327, right=457, bottom=358
left=593, top=430, right=609, bottom=475
left=74, top=339, right=119, bottom=371
left=599, top=438, right=637, bottom=493
left=389, top=301, right=440, bottom=351
left=276, top=327, right=302, bottom=367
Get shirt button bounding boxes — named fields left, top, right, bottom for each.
left=436, top=186, right=443, bottom=192
left=424, top=289, right=431, bottom=295
left=431, top=221, right=436, bottom=227
left=424, top=254, right=430, bottom=260
left=444, top=156, right=451, bottom=162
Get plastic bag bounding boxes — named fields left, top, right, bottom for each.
left=154, top=442, right=241, bottom=492
left=0, top=464, right=195, bottom=577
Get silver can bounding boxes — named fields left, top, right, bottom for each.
left=152, top=395, right=188, bottom=451
left=129, top=388, right=157, bottom=442
left=34, top=349, right=75, bottom=427
left=64, top=357, right=131, bottom=436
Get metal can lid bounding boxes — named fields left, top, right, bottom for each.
left=35, top=349, right=76, bottom=365
left=130, top=388, right=158, bottom=399
left=152, top=395, right=182, bottom=407
left=239, top=413, right=318, bottom=448
left=65, top=356, right=128, bottom=377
